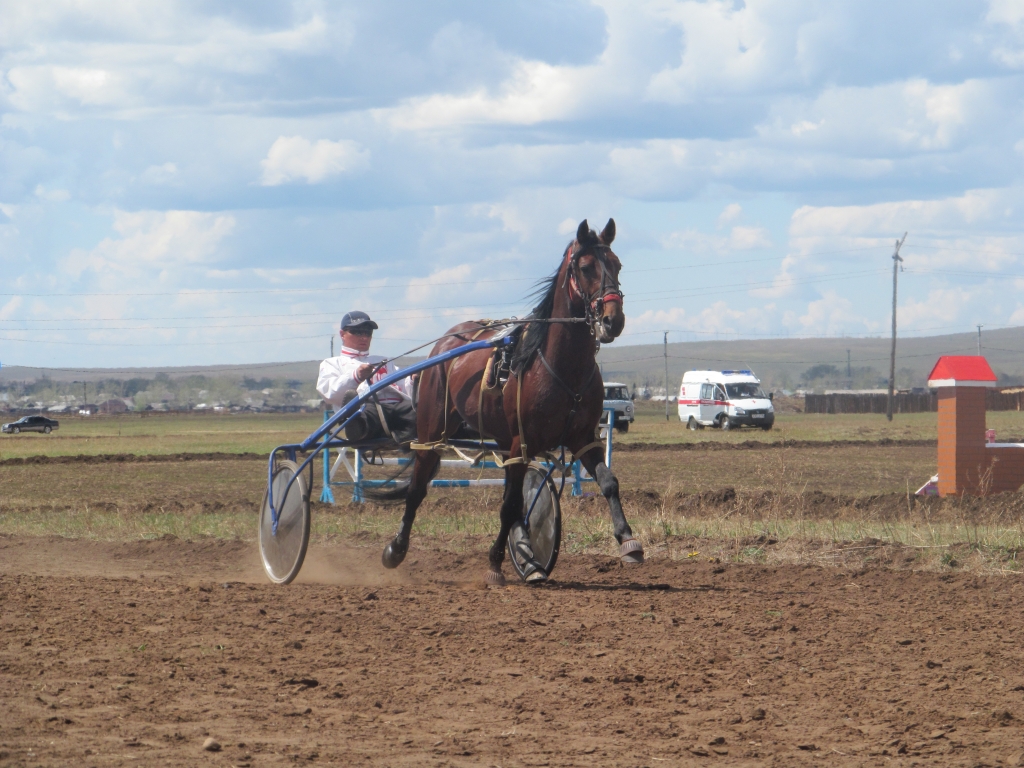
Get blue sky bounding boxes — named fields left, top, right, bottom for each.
left=3, top=0, right=1024, bottom=368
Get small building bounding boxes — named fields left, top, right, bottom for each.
left=98, top=398, right=129, bottom=415
left=78, top=404, right=99, bottom=416
left=929, top=355, right=1024, bottom=496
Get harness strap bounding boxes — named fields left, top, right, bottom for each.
left=569, top=440, right=607, bottom=464
left=370, top=394, right=396, bottom=443
left=537, top=349, right=598, bottom=400
left=515, top=370, right=527, bottom=462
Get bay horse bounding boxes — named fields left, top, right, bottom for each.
left=381, top=218, right=644, bottom=584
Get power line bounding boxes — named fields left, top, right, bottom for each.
left=0, top=245, right=887, bottom=299
left=0, top=269, right=890, bottom=331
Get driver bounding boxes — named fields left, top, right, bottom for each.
left=316, top=311, right=417, bottom=444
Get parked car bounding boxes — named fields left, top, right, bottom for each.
left=678, top=370, right=774, bottom=431
left=601, top=382, right=634, bottom=432
left=1, top=415, right=60, bottom=434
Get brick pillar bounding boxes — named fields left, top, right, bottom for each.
left=937, top=386, right=989, bottom=496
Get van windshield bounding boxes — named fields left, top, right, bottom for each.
left=725, top=382, right=766, bottom=399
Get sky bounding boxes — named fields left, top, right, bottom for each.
left=3, top=0, right=1024, bottom=369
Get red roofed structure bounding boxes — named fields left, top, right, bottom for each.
left=927, top=356, right=998, bottom=388
left=930, top=355, right=1024, bottom=496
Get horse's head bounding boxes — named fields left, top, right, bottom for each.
left=568, top=218, right=625, bottom=343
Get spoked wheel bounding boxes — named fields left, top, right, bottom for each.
left=258, top=459, right=310, bottom=585
left=508, top=466, right=562, bottom=583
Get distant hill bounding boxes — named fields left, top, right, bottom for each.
left=0, top=360, right=323, bottom=384
left=596, top=326, right=1024, bottom=393
left=3, top=326, right=1022, bottom=393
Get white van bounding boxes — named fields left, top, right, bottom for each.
left=678, top=370, right=774, bottom=431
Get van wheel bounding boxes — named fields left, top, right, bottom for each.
left=761, top=424, right=773, bottom=431
left=720, top=416, right=732, bottom=431
left=615, top=422, right=629, bottom=433
left=687, top=417, right=700, bottom=431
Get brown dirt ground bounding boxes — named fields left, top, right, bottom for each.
left=3, top=535, right=1024, bottom=767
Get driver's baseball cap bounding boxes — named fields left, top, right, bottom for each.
left=340, top=310, right=378, bottom=331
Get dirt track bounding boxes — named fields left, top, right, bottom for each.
left=3, top=535, right=1024, bottom=767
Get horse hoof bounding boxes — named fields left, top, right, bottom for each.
left=382, top=542, right=407, bottom=569
left=524, top=569, right=548, bottom=585
left=485, top=570, right=506, bottom=587
left=620, top=538, right=644, bottom=564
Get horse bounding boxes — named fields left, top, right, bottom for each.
left=380, top=218, right=644, bottom=584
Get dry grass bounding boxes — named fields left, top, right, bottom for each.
left=3, top=408, right=1024, bottom=574
left=7, top=407, right=1024, bottom=459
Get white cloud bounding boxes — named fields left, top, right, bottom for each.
left=0, top=296, right=23, bottom=320
left=379, top=60, right=585, bottom=130
left=260, top=136, right=369, bottom=186
left=33, top=185, right=69, bottom=202
left=628, top=301, right=780, bottom=338
left=662, top=224, right=771, bottom=253
left=558, top=217, right=579, bottom=235
left=644, top=0, right=804, bottom=104
left=790, top=291, right=876, bottom=336
left=140, top=163, right=178, bottom=184
left=717, top=203, right=742, bottom=228
left=898, top=287, right=978, bottom=329
left=403, top=264, right=473, bottom=304
left=728, top=225, right=772, bottom=250
left=64, top=209, right=235, bottom=278
left=787, top=189, right=1024, bottom=272
left=473, top=203, right=532, bottom=240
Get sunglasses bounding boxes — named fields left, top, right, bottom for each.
left=344, top=327, right=373, bottom=337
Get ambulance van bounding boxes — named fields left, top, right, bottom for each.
left=677, top=370, right=774, bottom=431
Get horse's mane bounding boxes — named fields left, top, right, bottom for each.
left=510, top=242, right=572, bottom=374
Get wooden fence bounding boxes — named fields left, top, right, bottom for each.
left=803, top=390, right=1024, bottom=414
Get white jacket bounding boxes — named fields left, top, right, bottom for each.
left=316, top=347, right=412, bottom=407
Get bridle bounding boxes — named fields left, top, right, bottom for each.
left=562, top=240, right=624, bottom=332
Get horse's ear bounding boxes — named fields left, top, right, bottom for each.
left=600, top=218, right=616, bottom=245
left=576, top=219, right=591, bottom=245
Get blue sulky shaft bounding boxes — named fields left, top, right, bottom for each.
left=267, top=336, right=512, bottom=528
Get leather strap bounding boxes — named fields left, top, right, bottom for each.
left=537, top=349, right=598, bottom=400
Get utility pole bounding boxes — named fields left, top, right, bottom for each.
left=977, top=325, right=983, bottom=355
left=886, top=232, right=908, bottom=422
left=330, top=335, right=334, bottom=357
left=663, top=331, right=670, bottom=421
left=846, top=349, right=851, bottom=380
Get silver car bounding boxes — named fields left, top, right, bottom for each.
left=601, top=382, right=634, bottom=433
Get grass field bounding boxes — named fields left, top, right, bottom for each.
left=4, top=406, right=1024, bottom=572
left=0, top=411, right=322, bottom=458
left=8, top=406, right=1024, bottom=459
left=626, top=400, right=1024, bottom=444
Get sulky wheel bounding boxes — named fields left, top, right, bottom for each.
left=508, top=466, right=562, bottom=582
left=258, top=459, right=311, bottom=585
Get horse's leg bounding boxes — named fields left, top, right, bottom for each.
left=382, top=449, right=440, bottom=568
left=577, top=449, right=644, bottom=564
left=485, top=462, right=548, bottom=581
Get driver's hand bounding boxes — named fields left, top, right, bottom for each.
left=356, top=363, right=374, bottom=382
